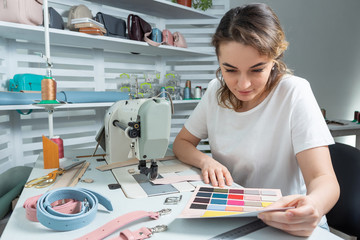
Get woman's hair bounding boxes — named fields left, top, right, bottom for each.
left=212, top=3, right=290, bottom=110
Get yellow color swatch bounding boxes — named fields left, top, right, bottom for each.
left=261, top=202, right=273, bottom=207
left=202, top=211, right=244, bottom=218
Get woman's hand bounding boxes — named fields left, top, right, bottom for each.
left=257, top=195, right=321, bottom=237
left=200, top=158, right=233, bottom=188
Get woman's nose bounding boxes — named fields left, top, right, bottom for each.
left=236, top=74, right=251, bottom=89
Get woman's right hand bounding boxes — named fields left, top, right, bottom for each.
left=200, top=157, right=233, bottom=188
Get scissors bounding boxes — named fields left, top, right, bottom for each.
left=25, top=160, right=86, bottom=188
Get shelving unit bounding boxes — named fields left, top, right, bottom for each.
left=0, top=0, right=223, bottom=173
left=0, top=21, right=214, bottom=57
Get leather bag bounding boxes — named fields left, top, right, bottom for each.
left=127, top=14, right=151, bottom=41
left=0, top=0, right=43, bottom=26
left=48, top=7, right=64, bottom=30
left=173, top=31, right=187, bottom=48
left=144, top=29, right=187, bottom=48
left=95, top=12, right=126, bottom=38
left=67, top=4, right=92, bottom=30
left=162, top=29, right=174, bottom=46
left=8, top=74, right=45, bottom=92
left=151, top=28, right=162, bottom=43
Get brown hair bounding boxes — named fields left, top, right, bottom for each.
left=212, top=3, right=290, bottom=110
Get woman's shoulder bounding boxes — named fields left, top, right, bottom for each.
left=277, top=74, right=311, bottom=92
left=208, top=78, right=220, bottom=89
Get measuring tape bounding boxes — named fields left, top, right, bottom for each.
left=209, top=219, right=267, bottom=239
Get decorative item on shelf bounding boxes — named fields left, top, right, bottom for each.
left=119, top=73, right=131, bottom=93
left=192, top=0, right=213, bottom=11
left=173, top=0, right=192, bottom=8
left=173, top=0, right=212, bottom=11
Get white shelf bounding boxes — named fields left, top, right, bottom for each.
left=0, top=100, right=200, bottom=111
left=0, top=102, right=113, bottom=111
left=86, top=0, right=217, bottom=19
left=0, top=21, right=214, bottom=57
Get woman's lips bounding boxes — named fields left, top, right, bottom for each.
left=238, top=90, right=252, bottom=95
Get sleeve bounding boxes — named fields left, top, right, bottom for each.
left=290, top=79, right=334, bottom=154
left=184, top=79, right=218, bottom=139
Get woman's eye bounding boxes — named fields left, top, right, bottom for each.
left=224, top=68, right=236, bottom=73
left=252, top=68, right=264, bottom=73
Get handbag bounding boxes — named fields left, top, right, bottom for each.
left=144, top=29, right=187, bottom=48
left=151, top=28, right=162, bottom=43
left=67, top=4, right=92, bottom=30
left=127, top=14, right=152, bottom=41
left=95, top=12, right=126, bottom=38
left=48, top=7, right=64, bottom=30
left=0, top=0, right=43, bottom=26
left=162, top=29, right=174, bottom=46
left=173, top=32, right=187, bottom=48
left=8, top=74, right=45, bottom=92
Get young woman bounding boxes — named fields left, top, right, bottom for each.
left=173, top=3, right=339, bottom=237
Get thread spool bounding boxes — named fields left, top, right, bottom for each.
left=51, top=136, right=64, bottom=159
left=194, top=86, right=201, bottom=99
left=183, top=87, right=190, bottom=100
left=185, top=80, right=191, bottom=89
left=160, top=87, right=166, bottom=98
left=353, top=111, right=359, bottom=122
left=40, top=77, right=59, bottom=104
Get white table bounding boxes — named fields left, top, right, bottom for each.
left=328, top=120, right=360, bottom=149
left=1, top=151, right=342, bottom=240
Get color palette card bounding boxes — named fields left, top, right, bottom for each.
left=179, top=186, right=290, bottom=218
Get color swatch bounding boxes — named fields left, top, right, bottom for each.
left=179, top=186, right=287, bottom=218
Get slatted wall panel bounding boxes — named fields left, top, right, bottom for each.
left=0, top=0, right=229, bottom=174
left=165, top=0, right=229, bottom=152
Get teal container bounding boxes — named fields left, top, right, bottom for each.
left=8, top=74, right=45, bottom=92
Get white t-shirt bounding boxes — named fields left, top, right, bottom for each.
left=184, top=75, right=334, bottom=196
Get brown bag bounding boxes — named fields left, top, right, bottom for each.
left=127, top=14, right=151, bottom=41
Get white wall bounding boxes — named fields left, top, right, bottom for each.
left=230, top=0, right=360, bottom=146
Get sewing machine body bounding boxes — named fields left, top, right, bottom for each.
left=104, top=98, right=171, bottom=165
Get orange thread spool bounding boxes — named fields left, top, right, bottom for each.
left=41, top=77, right=57, bottom=101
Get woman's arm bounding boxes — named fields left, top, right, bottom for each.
left=173, top=127, right=233, bottom=187
left=258, top=146, right=340, bottom=237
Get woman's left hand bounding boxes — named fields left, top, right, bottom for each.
left=257, top=195, right=321, bottom=237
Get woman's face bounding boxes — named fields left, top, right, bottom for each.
left=218, top=41, right=274, bottom=111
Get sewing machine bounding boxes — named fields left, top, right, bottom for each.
left=101, top=98, right=171, bottom=180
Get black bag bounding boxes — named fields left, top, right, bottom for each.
left=95, top=12, right=126, bottom=38
left=48, top=7, right=64, bottom=30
